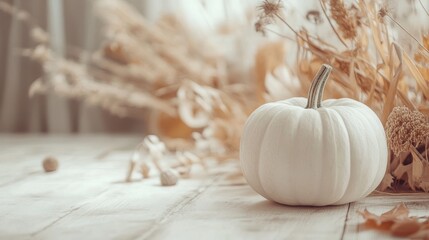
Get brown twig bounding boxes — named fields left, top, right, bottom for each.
left=383, top=12, right=429, bottom=55
left=418, top=0, right=429, bottom=17
left=274, top=13, right=310, bottom=44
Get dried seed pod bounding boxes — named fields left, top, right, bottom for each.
left=42, top=156, right=58, bottom=172
left=160, top=169, right=178, bottom=186
left=140, top=162, right=150, bottom=179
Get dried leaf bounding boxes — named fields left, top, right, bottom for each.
left=381, top=203, right=409, bottom=220
left=378, top=168, right=393, bottom=190
left=391, top=218, right=421, bottom=237
left=411, top=150, right=424, bottom=184
left=359, top=209, right=395, bottom=230
left=404, top=51, right=429, bottom=99
left=265, top=66, right=300, bottom=100
left=359, top=203, right=429, bottom=238
left=381, top=43, right=402, bottom=125
left=393, top=163, right=412, bottom=181
left=254, top=41, right=287, bottom=104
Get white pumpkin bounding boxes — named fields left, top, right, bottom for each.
left=240, top=64, right=387, bottom=206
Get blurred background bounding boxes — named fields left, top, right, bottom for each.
left=0, top=0, right=426, bottom=133
left=0, top=0, right=262, bottom=133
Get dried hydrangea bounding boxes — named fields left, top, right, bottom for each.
left=386, top=106, right=429, bottom=156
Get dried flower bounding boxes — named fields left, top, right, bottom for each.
left=255, top=0, right=283, bottom=34
left=328, top=0, right=357, bottom=39
left=378, top=6, right=389, bottom=20
left=257, top=0, right=283, bottom=18
left=254, top=18, right=268, bottom=34
left=386, top=106, right=429, bottom=156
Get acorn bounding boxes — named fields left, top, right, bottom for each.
left=160, top=169, right=178, bottom=186
left=42, top=156, right=58, bottom=172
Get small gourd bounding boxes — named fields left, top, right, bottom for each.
left=240, top=64, right=388, bottom=206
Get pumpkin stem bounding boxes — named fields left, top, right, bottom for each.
left=305, top=64, right=332, bottom=109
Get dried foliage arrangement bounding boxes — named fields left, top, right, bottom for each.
left=1, top=0, right=429, bottom=191
left=255, top=0, right=429, bottom=192
left=359, top=203, right=429, bottom=238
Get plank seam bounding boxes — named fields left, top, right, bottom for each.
left=30, top=188, right=110, bottom=237
left=340, top=203, right=351, bottom=240
left=0, top=170, right=40, bottom=188
left=135, top=174, right=223, bottom=240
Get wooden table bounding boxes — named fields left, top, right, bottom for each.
left=1, top=134, right=428, bottom=240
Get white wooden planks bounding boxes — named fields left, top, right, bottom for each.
left=0, top=135, right=428, bottom=240
left=0, top=135, right=141, bottom=239
left=142, top=182, right=349, bottom=240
